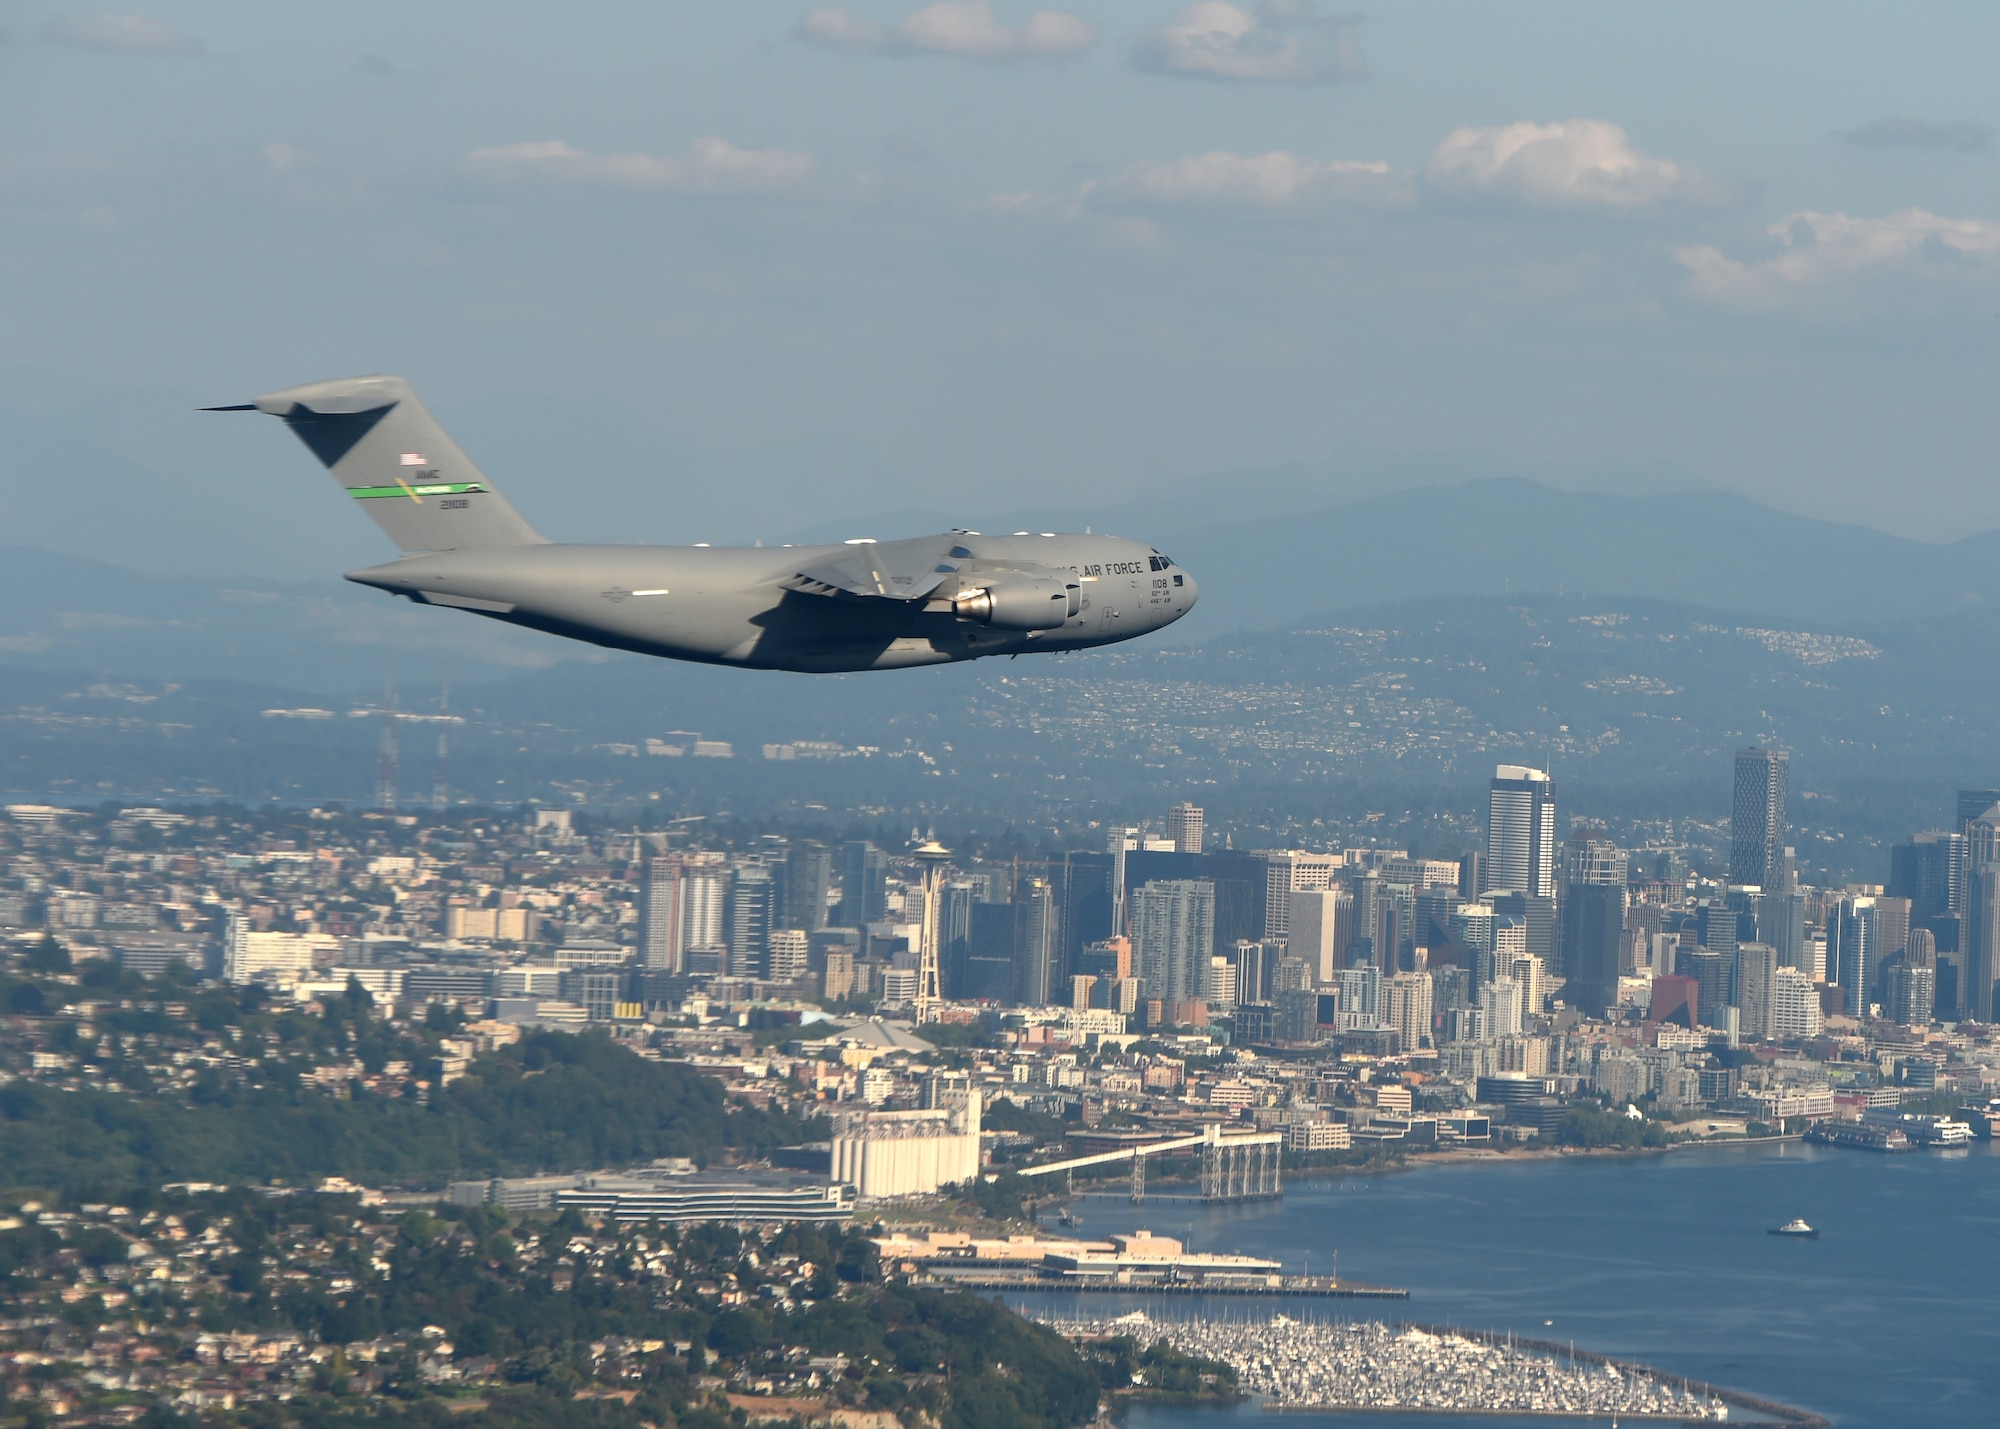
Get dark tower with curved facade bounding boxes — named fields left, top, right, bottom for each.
left=1729, top=747, right=1789, bottom=890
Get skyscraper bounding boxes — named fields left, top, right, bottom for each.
left=1736, top=941, right=1779, bottom=1040
left=1256, top=849, right=1342, bottom=939
left=640, top=856, right=686, bottom=971
left=727, top=866, right=774, bottom=976
left=681, top=864, right=728, bottom=955
left=784, top=839, right=832, bottom=932
left=1729, top=747, right=1789, bottom=890
left=1763, top=890, right=1807, bottom=971
left=1560, top=882, right=1626, bottom=1016
left=1383, top=971, right=1434, bottom=1053
left=1485, top=765, right=1556, bottom=898
left=838, top=841, right=888, bottom=927
left=1956, top=789, right=2000, bottom=830
left=1962, top=809, right=2000, bottom=1023
left=1887, top=961, right=1936, bottom=1028
left=1129, top=878, right=1216, bottom=1007
left=1012, top=877, right=1058, bottom=1007
left=1561, top=827, right=1628, bottom=891
left=1828, top=897, right=1875, bottom=1019
left=1289, top=887, right=1350, bottom=985
left=1167, top=802, right=1205, bottom=854
left=938, top=879, right=976, bottom=998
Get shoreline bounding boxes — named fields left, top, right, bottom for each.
left=1042, top=1133, right=1813, bottom=1203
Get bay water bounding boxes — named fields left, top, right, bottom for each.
left=1007, top=1140, right=2000, bottom=1427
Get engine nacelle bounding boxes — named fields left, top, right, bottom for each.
left=954, top=577, right=1080, bottom=631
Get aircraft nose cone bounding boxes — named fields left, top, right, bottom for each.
left=1180, top=571, right=1199, bottom=609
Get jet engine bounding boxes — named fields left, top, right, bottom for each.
left=953, top=576, right=1081, bottom=630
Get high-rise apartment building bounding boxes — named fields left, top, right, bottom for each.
left=1338, top=966, right=1382, bottom=1023
left=1485, top=765, right=1556, bottom=898
left=1505, top=952, right=1547, bottom=1017
left=682, top=864, right=728, bottom=952
left=1229, top=939, right=1279, bottom=1005
left=1449, top=904, right=1496, bottom=986
left=1736, top=941, right=1779, bottom=1039
left=1683, top=949, right=1731, bottom=1030
left=1383, top=971, right=1434, bottom=1053
left=1130, top=878, right=1216, bottom=1007
left=1167, top=802, right=1205, bottom=855
left=640, top=856, right=686, bottom=972
left=1887, top=962, right=1936, bottom=1028
left=1729, top=747, right=1790, bottom=890
left=1204, top=955, right=1238, bottom=1009
left=785, top=839, right=832, bottom=932
left=1762, top=890, right=1807, bottom=971
left=766, top=928, right=809, bottom=982
left=641, top=852, right=727, bottom=972
left=1768, top=966, right=1821, bottom=1039
left=1479, top=977, right=1523, bottom=1039
left=727, top=866, right=774, bottom=975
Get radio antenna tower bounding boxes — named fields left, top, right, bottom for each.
left=375, top=683, right=399, bottom=812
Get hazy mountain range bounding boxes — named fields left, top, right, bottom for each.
left=5, top=475, right=1998, bottom=689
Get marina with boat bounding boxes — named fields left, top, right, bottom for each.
left=1041, top=1310, right=1833, bottom=1424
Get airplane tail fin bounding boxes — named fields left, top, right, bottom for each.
left=211, top=375, right=546, bottom=553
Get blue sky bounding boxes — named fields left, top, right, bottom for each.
left=4, top=2, right=1999, bottom=577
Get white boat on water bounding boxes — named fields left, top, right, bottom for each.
left=1769, top=1217, right=1818, bottom=1238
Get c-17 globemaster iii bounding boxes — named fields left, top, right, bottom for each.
left=209, top=375, right=1198, bottom=673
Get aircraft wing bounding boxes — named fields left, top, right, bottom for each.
left=786, top=536, right=963, bottom=601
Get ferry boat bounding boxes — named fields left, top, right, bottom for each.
left=1768, top=1218, right=1818, bottom=1239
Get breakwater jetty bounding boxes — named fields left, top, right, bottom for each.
left=1039, top=1311, right=1829, bottom=1425
left=929, top=1267, right=1406, bottom=1298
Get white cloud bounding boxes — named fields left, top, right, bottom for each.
left=1133, top=2, right=1365, bottom=85
left=800, top=2, right=1095, bottom=60
left=43, top=11, right=199, bottom=54
left=1680, top=209, right=2000, bottom=311
left=1103, top=150, right=1406, bottom=208
left=1426, top=119, right=1720, bottom=210
left=464, top=138, right=814, bottom=194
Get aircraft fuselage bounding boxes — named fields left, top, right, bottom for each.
left=347, top=532, right=1198, bottom=673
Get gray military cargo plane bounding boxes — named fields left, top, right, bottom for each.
left=209, top=375, right=1197, bottom=673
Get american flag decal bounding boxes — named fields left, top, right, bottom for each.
left=400, top=452, right=427, bottom=467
